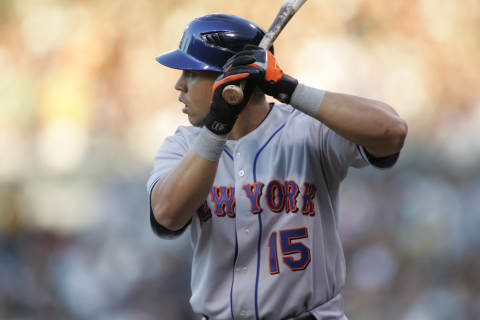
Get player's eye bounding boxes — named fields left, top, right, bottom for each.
left=184, top=70, right=197, bottom=78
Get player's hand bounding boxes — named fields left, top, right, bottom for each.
left=230, top=45, right=299, bottom=104
left=203, top=58, right=262, bottom=135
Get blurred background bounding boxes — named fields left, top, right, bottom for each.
left=1, top=0, right=479, bottom=319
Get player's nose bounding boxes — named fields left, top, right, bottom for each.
left=174, top=72, right=187, bottom=92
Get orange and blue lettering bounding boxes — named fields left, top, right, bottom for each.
left=301, top=182, right=316, bottom=216
left=266, top=180, right=285, bottom=212
left=284, top=180, right=299, bottom=213
left=210, top=186, right=236, bottom=217
left=242, top=182, right=264, bottom=214
left=268, top=231, right=280, bottom=275
left=279, top=227, right=311, bottom=271
left=197, top=200, right=212, bottom=222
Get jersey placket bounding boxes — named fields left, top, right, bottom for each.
left=230, top=141, right=258, bottom=320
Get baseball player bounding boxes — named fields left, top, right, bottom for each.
left=147, top=14, right=407, bottom=320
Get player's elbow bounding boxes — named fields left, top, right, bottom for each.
left=366, top=117, right=408, bottom=157
left=388, top=117, right=408, bottom=153
left=152, top=200, right=186, bottom=231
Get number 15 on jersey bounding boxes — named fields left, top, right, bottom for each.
left=268, top=227, right=311, bottom=274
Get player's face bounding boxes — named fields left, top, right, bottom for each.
left=175, top=70, right=219, bottom=127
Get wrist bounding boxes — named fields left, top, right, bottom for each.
left=203, top=109, right=236, bottom=135
left=276, top=74, right=298, bottom=103
left=262, top=74, right=298, bottom=104
left=192, top=127, right=228, bottom=162
left=290, top=83, right=325, bottom=117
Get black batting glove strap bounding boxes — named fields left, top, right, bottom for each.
left=203, top=109, right=236, bottom=135
left=229, top=45, right=299, bottom=104
left=260, top=73, right=298, bottom=104
left=203, top=64, right=261, bottom=135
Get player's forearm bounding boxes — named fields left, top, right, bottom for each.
left=291, top=84, right=407, bottom=157
left=151, top=149, right=219, bottom=231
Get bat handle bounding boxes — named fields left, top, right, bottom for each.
left=221, top=38, right=272, bottom=105
left=222, top=81, right=245, bottom=105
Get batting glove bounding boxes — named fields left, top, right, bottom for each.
left=203, top=57, right=262, bottom=135
left=228, top=45, right=299, bottom=104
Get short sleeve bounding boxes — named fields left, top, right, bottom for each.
left=147, top=126, right=195, bottom=239
left=319, top=125, right=368, bottom=181
left=146, top=127, right=191, bottom=195
left=319, top=124, right=398, bottom=182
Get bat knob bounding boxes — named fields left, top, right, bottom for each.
left=222, top=84, right=244, bottom=105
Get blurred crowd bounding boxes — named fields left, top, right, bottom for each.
left=1, top=0, right=479, bottom=319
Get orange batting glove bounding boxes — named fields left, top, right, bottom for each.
left=227, top=44, right=299, bottom=103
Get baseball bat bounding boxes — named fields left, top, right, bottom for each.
left=221, top=0, right=307, bottom=105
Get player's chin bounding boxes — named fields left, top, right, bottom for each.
left=188, top=115, right=204, bottom=127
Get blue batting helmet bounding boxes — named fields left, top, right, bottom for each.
left=155, top=14, right=272, bottom=72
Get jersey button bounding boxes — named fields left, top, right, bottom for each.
left=236, top=152, right=241, bottom=157
left=244, top=228, right=249, bottom=234
left=240, top=310, right=248, bottom=318
left=238, top=170, right=245, bottom=177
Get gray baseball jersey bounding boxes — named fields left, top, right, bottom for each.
left=147, top=103, right=397, bottom=320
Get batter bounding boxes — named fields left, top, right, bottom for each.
left=147, top=14, right=407, bottom=320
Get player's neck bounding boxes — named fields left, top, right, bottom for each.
left=228, top=93, right=271, bottom=140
